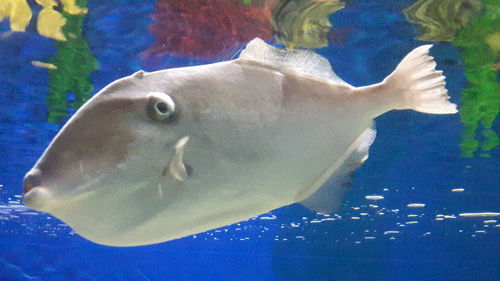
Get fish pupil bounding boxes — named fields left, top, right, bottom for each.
left=156, top=102, right=169, bottom=114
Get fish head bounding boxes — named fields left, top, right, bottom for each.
left=22, top=73, right=187, bottom=214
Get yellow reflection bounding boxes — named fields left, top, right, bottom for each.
left=0, top=0, right=32, bottom=32
left=272, top=0, right=345, bottom=49
left=60, top=0, right=88, bottom=15
left=485, top=32, right=500, bottom=52
left=36, top=0, right=67, bottom=41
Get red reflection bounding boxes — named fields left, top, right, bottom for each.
left=146, top=0, right=275, bottom=59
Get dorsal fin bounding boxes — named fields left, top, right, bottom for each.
left=239, top=38, right=348, bottom=85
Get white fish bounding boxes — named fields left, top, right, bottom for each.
left=22, top=38, right=457, bottom=246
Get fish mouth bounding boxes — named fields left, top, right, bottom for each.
left=22, top=187, right=53, bottom=211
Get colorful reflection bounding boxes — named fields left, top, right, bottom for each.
left=404, top=0, right=499, bottom=157
left=146, top=0, right=347, bottom=60
left=46, top=0, right=99, bottom=123
left=272, top=0, right=345, bottom=49
left=0, top=0, right=98, bottom=124
left=403, top=0, right=482, bottom=42
left=0, top=0, right=87, bottom=40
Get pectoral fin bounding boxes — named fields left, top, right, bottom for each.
left=163, top=136, right=190, bottom=182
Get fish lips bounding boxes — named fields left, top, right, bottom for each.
left=22, top=186, right=53, bottom=211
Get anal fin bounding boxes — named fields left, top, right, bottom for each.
left=300, top=126, right=376, bottom=213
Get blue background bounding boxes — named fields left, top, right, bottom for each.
left=0, top=0, right=498, bottom=280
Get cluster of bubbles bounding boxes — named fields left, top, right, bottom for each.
left=186, top=185, right=499, bottom=244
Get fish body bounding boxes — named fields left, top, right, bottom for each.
left=22, top=39, right=457, bottom=246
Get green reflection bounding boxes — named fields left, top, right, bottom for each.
left=453, top=1, right=499, bottom=157
left=404, top=0, right=499, bottom=157
left=272, top=0, right=345, bottom=49
left=46, top=0, right=99, bottom=123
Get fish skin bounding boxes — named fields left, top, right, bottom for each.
left=22, top=39, right=457, bottom=246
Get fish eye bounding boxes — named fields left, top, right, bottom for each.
left=147, top=92, right=176, bottom=121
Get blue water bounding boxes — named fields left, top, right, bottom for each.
left=1, top=0, right=499, bottom=280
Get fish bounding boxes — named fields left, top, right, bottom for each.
left=22, top=38, right=457, bottom=246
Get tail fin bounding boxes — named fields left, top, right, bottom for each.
left=384, top=45, right=457, bottom=114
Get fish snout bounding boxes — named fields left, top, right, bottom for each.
left=22, top=169, right=52, bottom=211
left=23, top=169, right=42, bottom=193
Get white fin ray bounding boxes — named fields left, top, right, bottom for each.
left=239, top=38, right=349, bottom=85
left=384, top=44, right=457, bottom=114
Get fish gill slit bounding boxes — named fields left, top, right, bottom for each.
left=158, top=183, right=163, bottom=199
left=79, top=160, right=84, bottom=173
